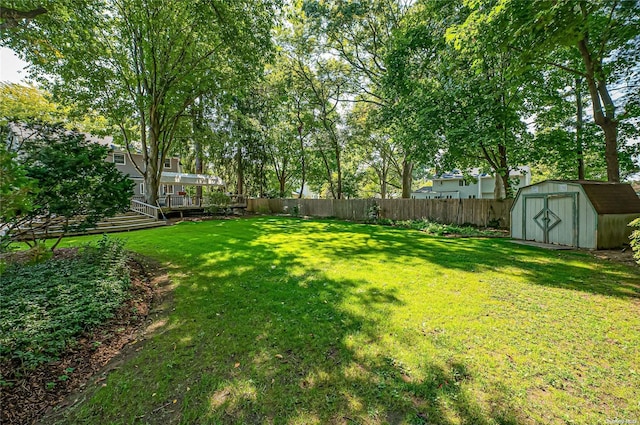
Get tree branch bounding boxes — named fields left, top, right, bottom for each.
left=0, top=6, right=47, bottom=30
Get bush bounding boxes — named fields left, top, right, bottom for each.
left=375, top=219, right=504, bottom=237
left=5, top=123, right=134, bottom=250
left=0, top=236, right=130, bottom=371
left=630, top=218, right=640, bottom=265
left=205, top=191, right=231, bottom=214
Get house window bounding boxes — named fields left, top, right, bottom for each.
left=164, top=158, right=171, bottom=169
left=140, top=183, right=145, bottom=195
left=162, top=184, right=174, bottom=195
left=113, top=153, right=125, bottom=165
left=458, top=180, right=469, bottom=187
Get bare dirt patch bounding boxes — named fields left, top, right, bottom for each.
left=590, top=248, right=638, bottom=267
left=0, top=252, right=173, bottom=425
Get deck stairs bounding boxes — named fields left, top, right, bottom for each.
left=9, top=203, right=166, bottom=240
left=85, top=212, right=166, bottom=235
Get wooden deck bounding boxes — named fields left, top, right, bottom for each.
left=143, top=194, right=248, bottom=217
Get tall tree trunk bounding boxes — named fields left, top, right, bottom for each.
left=575, top=78, right=585, bottom=180
left=145, top=120, right=161, bottom=205
left=193, top=99, right=204, bottom=199
left=319, top=150, right=336, bottom=199
left=493, top=174, right=505, bottom=199
left=335, top=146, right=342, bottom=199
left=297, top=121, right=307, bottom=199
left=401, top=159, right=413, bottom=198
left=576, top=38, right=619, bottom=182
left=380, top=168, right=388, bottom=199
left=195, top=140, right=203, bottom=198
left=236, top=149, right=244, bottom=196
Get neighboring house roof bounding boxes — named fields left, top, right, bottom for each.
left=435, top=166, right=530, bottom=180
left=534, top=180, right=640, bottom=214
left=412, top=186, right=434, bottom=193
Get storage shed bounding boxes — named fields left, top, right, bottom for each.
left=510, top=180, right=640, bottom=249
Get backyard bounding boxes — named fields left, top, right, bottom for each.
left=10, top=217, right=640, bottom=424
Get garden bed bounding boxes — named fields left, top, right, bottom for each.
left=0, top=245, right=168, bottom=425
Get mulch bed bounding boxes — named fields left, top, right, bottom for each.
left=0, top=251, right=169, bottom=425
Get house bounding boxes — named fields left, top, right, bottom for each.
left=413, top=167, right=531, bottom=199
left=510, top=180, right=640, bottom=249
left=411, top=186, right=435, bottom=199
left=6, top=123, right=225, bottom=206
left=103, top=142, right=224, bottom=202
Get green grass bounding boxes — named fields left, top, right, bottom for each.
left=54, top=217, right=639, bottom=424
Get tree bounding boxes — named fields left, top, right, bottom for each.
left=6, top=124, right=134, bottom=249
left=304, top=0, right=416, bottom=197
left=0, top=3, right=47, bottom=31
left=0, top=142, right=36, bottom=251
left=4, top=0, right=275, bottom=204
left=448, top=0, right=640, bottom=182
left=384, top=0, right=544, bottom=198
left=0, top=82, right=112, bottom=135
left=0, top=83, right=60, bottom=125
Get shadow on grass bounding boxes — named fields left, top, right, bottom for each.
left=57, top=218, right=526, bottom=424
left=59, top=217, right=638, bottom=424
left=252, top=218, right=640, bottom=300
left=134, top=219, right=524, bottom=424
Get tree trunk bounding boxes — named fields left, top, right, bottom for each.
left=499, top=145, right=510, bottom=199
left=195, top=140, right=203, bottom=198
left=401, top=159, right=413, bottom=198
left=493, top=174, right=505, bottom=199
left=576, top=38, right=619, bottom=182
left=575, top=77, right=585, bottom=180
left=194, top=100, right=204, bottom=199
left=576, top=78, right=584, bottom=180
left=145, top=129, right=161, bottom=205
left=602, top=122, right=619, bottom=182
left=296, top=106, right=306, bottom=199
left=236, top=149, right=244, bottom=196
left=336, top=147, right=342, bottom=199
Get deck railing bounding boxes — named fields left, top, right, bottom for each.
left=160, top=194, right=247, bottom=209
left=131, top=194, right=248, bottom=211
left=130, top=199, right=161, bottom=220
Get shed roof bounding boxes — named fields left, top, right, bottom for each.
left=547, top=180, right=640, bottom=214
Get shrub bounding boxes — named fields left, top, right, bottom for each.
left=366, top=203, right=380, bottom=222
left=630, top=218, right=640, bottom=265
left=0, top=236, right=130, bottom=371
left=5, top=123, right=134, bottom=250
left=375, top=219, right=504, bottom=237
left=205, top=191, right=231, bottom=214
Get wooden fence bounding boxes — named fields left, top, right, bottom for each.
left=247, top=198, right=514, bottom=229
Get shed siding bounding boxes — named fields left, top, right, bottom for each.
left=511, top=181, right=598, bottom=248
left=597, top=213, right=640, bottom=249
left=578, top=193, right=597, bottom=249
left=547, top=195, right=575, bottom=246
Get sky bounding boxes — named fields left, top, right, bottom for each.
left=0, top=47, right=29, bottom=84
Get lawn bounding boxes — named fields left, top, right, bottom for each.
left=55, top=217, right=639, bottom=424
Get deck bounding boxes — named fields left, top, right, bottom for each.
left=133, top=194, right=248, bottom=217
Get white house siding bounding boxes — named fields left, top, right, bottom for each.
left=433, top=170, right=530, bottom=200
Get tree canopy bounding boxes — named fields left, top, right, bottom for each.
left=3, top=0, right=639, bottom=201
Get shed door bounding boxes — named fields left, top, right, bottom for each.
left=523, top=193, right=578, bottom=247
